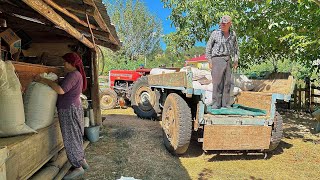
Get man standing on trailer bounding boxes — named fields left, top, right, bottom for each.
left=205, top=15, right=239, bottom=109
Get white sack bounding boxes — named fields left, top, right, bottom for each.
left=232, top=73, right=255, bottom=91
left=0, top=60, right=36, bottom=137
left=24, top=73, right=58, bottom=130
left=180, top=67, right=211, bottom=80
left=150, top=68, right=176, bottom=75
left=204, top=90, right=212, bottom=105
left=192, top=81, right=204, bottom=90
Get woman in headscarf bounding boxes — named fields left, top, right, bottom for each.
left=35, top=52, right=89, bottom=179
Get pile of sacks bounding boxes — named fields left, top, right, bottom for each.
left=181, top=67, right=255, bottom=106
left=148, top=66, right=255, bottom=106
left=0, top=60, right=58, bottom=137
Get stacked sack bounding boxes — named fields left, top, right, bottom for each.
left=180, top=67, right=255, bottom=106
left=24, top=72, right=58, bottom=130
left=0, top=60, right=36, bottom=137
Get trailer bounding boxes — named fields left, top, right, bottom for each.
left=0, top=0, right=120, bottom=179
left=134, top=68, right=295, bottom=156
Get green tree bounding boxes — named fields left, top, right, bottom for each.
left=106, top=0, right=163, bottom=60
left=161, top=0, right=320, bottom=72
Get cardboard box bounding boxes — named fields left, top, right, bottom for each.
left=0, top=28, right=21, bottom=55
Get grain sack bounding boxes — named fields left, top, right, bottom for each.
left=232, top=73, right=255, bottom=91
left=24, top=73, right=58, bottom=130
left=0, top=60, right=36, bottom=137
left=150, top=68, right=176, bottom=75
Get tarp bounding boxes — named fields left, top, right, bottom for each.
left=207, top=104, right=266, bottom=116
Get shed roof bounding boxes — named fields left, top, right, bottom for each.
left=0, top=0, right=120, bottom=51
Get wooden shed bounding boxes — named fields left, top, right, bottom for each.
left=0, top=0, right=120, bottom=179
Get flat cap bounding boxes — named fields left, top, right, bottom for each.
left=220, top=15, right=232, bottom=23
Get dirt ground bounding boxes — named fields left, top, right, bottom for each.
left=83, top=108, right=320, bottom=180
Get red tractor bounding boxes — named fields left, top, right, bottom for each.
left=100, top=68, right=152, bottom=110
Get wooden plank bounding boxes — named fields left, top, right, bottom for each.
left=0, top=120, right=63, bottom=180
left=88, top=0, right=119, bottom=46
left=22, top=0, right=95, bottom=49
left=11, top=61, right=62, bottom=92
left=236, top=91, right=273, bottom=118
left=43, top=0, right=98, bottom=29
left=203, top=125, right=272, bottom=150
left=252, top=75, right=295, bottom=95
left=53, top=141, right=90, bottom=180
left=148, top=72, right=187, bottom=87
left=0, top=147, right=9, bottom=180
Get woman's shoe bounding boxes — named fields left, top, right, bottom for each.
left=81, top=159, right=90, bottom=170
left=63, top=167, right=84, bottom=180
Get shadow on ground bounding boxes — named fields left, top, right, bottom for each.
left=84, top=114, right=191, bottom=180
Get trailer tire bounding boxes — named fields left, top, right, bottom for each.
left=100, top=88, right=117, bottom=110
left=162, top=93, right=192, bottom=155
left=266, top=111, right=283, bottom=151
left=131, top=76, right=159, bottom=119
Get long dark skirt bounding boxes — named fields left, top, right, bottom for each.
left=58, top=104, right=84, bottom=168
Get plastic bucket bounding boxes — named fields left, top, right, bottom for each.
left=84, top=125, right=100, bottom=143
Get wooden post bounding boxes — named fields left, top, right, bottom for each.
left=293, top=84, right=298, bottom=109
left=299, top=84, right=302, bottom=110
left=305, top=77, right=311, bottom=111
left=22, top=0, right=94, bottom=49
left=91, top=50, right=102, bottom=125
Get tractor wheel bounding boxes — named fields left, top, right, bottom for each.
left=131, top=76, right=159, bottom=119
left=100, top=88, right=117, bottom=110
left=266, top=111, right=283, bottom=151
left=162, top=93, right=192, bottom=155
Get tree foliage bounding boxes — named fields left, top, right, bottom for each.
left=105, top=0, right=163, bottom=60
left=161, top=0, right=320, bottom=71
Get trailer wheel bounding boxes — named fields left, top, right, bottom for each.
left=131, top=76, right=159, bottom=119
left=100, top=88, right=117, bottom=110
left=266, top=111, right=283, bottom=151
left=162, top=93, right=192, bottom=155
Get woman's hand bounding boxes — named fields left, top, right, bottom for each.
left=34, top=75, right=47, bottom=85
left=34, top=75, right=42, bottom=82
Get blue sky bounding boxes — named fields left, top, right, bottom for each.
left=143, top=0, right=206, bottom=49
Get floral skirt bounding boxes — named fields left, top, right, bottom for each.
left=58, top=104, right=84, bottom=168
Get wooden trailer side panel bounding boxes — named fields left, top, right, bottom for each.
left=148, top=72, right=187, bottom=87
left=252, top=75, right=295, bottom=95
left=0, top=120, right=63, bottom=180
left=203, top=125, right=271, bottom=150
left=236, top=92, right=273, bottom=118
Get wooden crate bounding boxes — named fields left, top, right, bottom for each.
left=0, top=120, right=63, bottom=180
left=203, top=125, right=271, bottom=151
left=0, top=147, right=9, bottom=180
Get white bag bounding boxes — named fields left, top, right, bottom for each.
left=24, top=73, right=58, bottom=130
left=232, top=73, right=255, bottom=91
left=150, top=68, right=176, bottom=75
left=0, top=60, right=36, bottom=137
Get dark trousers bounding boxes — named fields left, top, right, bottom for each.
left=211, top=56, right=231, bottom=108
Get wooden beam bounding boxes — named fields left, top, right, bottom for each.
left=22, top=0, right=94, bottom=49
left=87, top=0, right=119, bottom=46
left=43, top=0, right=98, bottom=29
left=91, top=50, right=102, bottom=125
left=50, top=0, right=95, bottom=15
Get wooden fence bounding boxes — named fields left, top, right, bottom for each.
left=289, top=79, right=320, bottom=111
